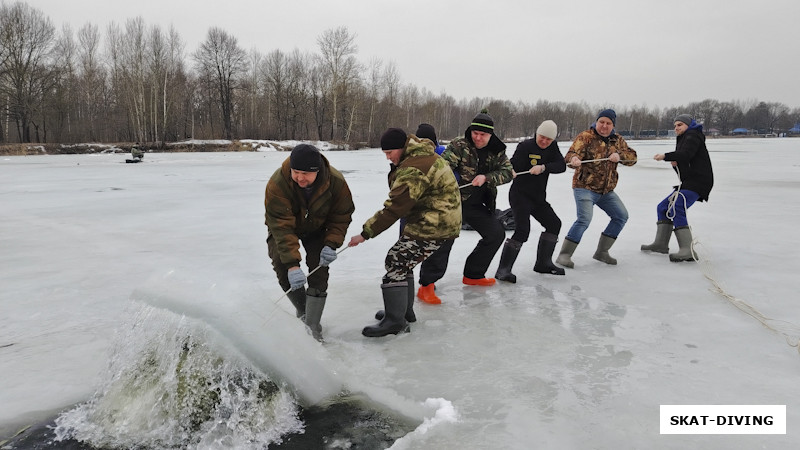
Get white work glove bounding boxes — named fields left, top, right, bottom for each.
left=319, top=246, right=337, bottom=267
left=287, top=268, right=306, bottom=291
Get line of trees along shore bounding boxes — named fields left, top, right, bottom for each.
left=2, top=1, right=799, bottom=147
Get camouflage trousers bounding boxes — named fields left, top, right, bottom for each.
left=383, top=236, right=445, bottom=285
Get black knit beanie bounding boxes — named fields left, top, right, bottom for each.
left=380, top=128, right=408, bottom=150
left=415, top=123, right=438, bottom=145
left=290, top=144, right=322, bottom=172
left=469, top=108, right=495, bottom=134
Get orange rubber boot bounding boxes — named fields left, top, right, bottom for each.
left=416, top=283, right=441, bottom=304
left=462, top=276, right=496, bottom=286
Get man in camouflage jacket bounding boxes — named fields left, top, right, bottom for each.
left=556, top=109, right=637, bottom=268
left=264, top=144, right=354, bottom=340
left=419, top=109, right=513, bottom=288
left=349, top=128, right=461, bottom=337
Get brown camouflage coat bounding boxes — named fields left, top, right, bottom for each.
left=361, top=135, right=461, bottom=241
left=264, top=155, right=354, bottom=266
left=564, top=128, right=637, bottom=194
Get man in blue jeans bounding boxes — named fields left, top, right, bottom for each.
left=556, top=109, right=637, bottom=268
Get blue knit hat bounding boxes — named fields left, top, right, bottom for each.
left=596, top=108, right=617, bottom=125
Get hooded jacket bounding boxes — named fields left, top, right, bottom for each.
left=264, top=154, right=354, bottom=266
left=564, top=127, right=637, bottom=194
left=361, top=135, right=461, bottom=241
left=664, top=122, right=714, bottom=201
left=441, top=131, right=513, bottom=211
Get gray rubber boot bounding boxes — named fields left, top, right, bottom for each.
left=670, top=226, right=698, bottom=262
left=363, top=283, right=410, bottom=338
left=304, top=289, right=326, bottom=342
left=555, top=238, right=578, bottom=269
left=375, top=276, right=416, bottom=323
left=495, top=239, right=522, bottom=283
left=286, top=287, right=306, bottom=319
left=641, top=220, right=673, bottom=254
left=533, top=232, right=565, bottom=275
left=592, top=234, right=618, bottom=265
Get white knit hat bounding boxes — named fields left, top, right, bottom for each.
left=536, top=120, right=558, bottom=140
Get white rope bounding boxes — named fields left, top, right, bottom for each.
left=272, top=246, right=350, bottom=304
left=699, top=241, right=800, bottom=353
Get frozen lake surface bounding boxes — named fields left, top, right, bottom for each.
left=1, top=137, right=799, bottom=448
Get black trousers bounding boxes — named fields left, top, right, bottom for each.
left=267, top=231, right=328, bottom=294
left=509, top=192, right=561, bottom=243
left=419, top=202, right=505, bottom=284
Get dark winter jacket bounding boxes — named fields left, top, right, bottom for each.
left=441, top=133, right=513, bottom=211
left=664, top=122, right=714, bottom=201
left=564, top=127, right=637, bottom=194
left=361, top=135, right=461, bottom=241
left=264, top=155, right=355, bottom=266
left=509, top=137, right=567, bottom=203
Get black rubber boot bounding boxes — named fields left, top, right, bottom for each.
left=363, top=283, right=410, bottom=338
left=495, top=239, right=522, bottom=283
left=641, top=220, right=673, bottom=254
left=304, top=289, right=326, bottom=342
left=592, top=234, right=618, bottom=265
left=286, top=287, right=306, bottom=319
left=533, top=232, right=565, bottom=275
left=375, top=276, right=416, bottom=322
left=670, top=226, right=698, bottom=262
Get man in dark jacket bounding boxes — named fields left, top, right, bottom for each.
left=496, top=120, right=567, bottom=282
left=641, top=114, right=714, bottom=262
left=421, top=109, right=513, bottom=290
left=264, top=144, right=355, bottom=341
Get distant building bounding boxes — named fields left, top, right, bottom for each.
left=788, top=123, right=800, bottom=135
left=732, top=128, right=750, bottom=135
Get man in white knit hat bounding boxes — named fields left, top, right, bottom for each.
left=496, top=120, right=567, bottom=282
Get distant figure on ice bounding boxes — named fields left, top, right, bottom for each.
left=131, top=143, right=144, bottom=160
left=641, top=114, right=714, bottom=262
left=556, top=109, right=638, bottom=268
left=264, top=144, right=354, bottom=341
left=348, top=128, right=461, bottom=338
left=422, top=109, right=513, bottom=290
left=496, top=120, right=567, bottom=283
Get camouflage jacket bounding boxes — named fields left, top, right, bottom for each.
left=264, top=155, right=355, bottom=266
left=361, top=135, right=461, bottom=241
left=441, top=134, right=513, bottom=210
left=564, top=128, right=637, bottom=194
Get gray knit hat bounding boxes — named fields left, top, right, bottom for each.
left=674, top=114, right=693, bottom=126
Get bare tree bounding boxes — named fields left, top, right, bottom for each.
left=0, top=1, right=56, bottom=142
left=316, top=26, right=357, bottom=141
left=193, top=27, right=247, bottom=140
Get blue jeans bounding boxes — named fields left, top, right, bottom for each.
left=565, top=188, right=629, bottom=243
left=656, top=189, right=700, bottom=228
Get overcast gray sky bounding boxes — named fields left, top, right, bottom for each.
left=23, top=0, right=800, bottom=109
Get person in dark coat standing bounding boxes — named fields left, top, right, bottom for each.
left=641, top=114, right=714, bottom=262
left=495, top=120, right=567, bottom=282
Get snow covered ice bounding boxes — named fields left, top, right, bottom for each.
left=1, top=138, right=799, bottom=449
